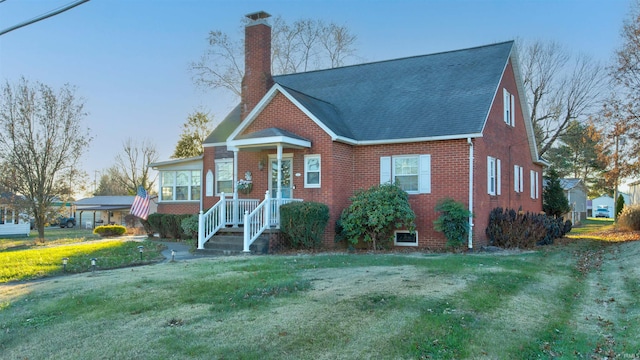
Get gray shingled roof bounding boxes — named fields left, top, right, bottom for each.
left=204, top=41, right=514, bottom=144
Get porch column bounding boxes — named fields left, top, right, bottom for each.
left=233, top=149, right=239, bottom=227
left=276, top=145, right=283, bottom=201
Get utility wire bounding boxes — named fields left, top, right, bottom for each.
left=0, top=0, right=90, bottom=36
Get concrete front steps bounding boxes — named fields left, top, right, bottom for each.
left=196, top=227, right=275, bottom=255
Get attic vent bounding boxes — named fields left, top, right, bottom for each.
left=246, top=11, right=271, bottom=21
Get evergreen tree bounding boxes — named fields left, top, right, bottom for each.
left=172, top=111, right=213, bottom=158
left=543, top=168, right=571, bottom=218
left=616, top=193, right=625, bottom=220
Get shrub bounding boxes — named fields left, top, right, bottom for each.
left=543, top=168, right=570, bottom=218
left=485, top=207, right=568, bottom=249
left=124, top=214, right=139, bottom=228
left=338, top=183, right=415, bottom=250
left=433, top=198, right=472, bottom=249
left=93, top=225, right=127, bottom=237
left=616, top=194, right=625, bottom=220
left=181, top=215, right=199, bottom=240
left=139, top=218, right=153, bottom=237
left=280, top=202, right=329, bottom=249
left=160, top=214, right=192, bottom=239
left=147, top=213, right=165, bottom=237
left=618, top=205, right=640, bottom=231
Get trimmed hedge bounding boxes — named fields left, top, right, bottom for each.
left=93, top=225, right=127, bottom=237
left=145, top=213, right=194, bottom=239
left=280, top=202, right=329, bottom=249
left=485, top=207, right=571, bottom=249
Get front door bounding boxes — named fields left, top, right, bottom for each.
left=270, top=157, right=293, bottom=199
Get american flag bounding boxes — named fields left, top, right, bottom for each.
left=130, top=185, right=150, bottom=220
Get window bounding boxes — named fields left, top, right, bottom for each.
left=304, top=155, right=321, bottom=188
left=215, top=159, right=233, bottom=195
left=514, top=165, right=524, bottom=193
left=530, top=170, right=539, bottom=199
left=160, top=170, right=202, bottom=201
left=394, top=230, right=418, bottom=247
left=205, top=170, right=213, bottom=197
left=380, top=155, right=431, bottom=194
left=487, top=156, right=501, bottom=195
left=503, top=88, right=515, bottom=126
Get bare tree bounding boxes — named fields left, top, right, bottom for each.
left=0, top=78, right=91, bottom=239
left=94, top=166, right=129, bottom=196
left=519, top=40, right=606, bottom=156
left=112, top=138, right=158, bottom=195
left=189, top=15, right=357, bottom=97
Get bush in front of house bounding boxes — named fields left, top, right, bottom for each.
left=181, top=214, right=199, bottom=240
left=618, top=205, right=640, bottom=231
left=147, top=213, right=165, bottom=237
left=93, top=224, right=127, bottom=237
left=433, top=198, right=473, bottom=249
left=338, top=183, right=415, bottom=250
left=485, top=207, right=570, bottom=248
left=280, top=202, right=329, bottom=249
left=160, top=214, right=192, bottom=239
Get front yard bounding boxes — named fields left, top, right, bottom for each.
left=0, top=220, right=638, bottom=359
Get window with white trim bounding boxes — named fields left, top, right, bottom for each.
left=205, top=170, right=213, bottom=197
left=215, top=159, right=233, bottom=195
left=304, top=155, right=321, bottom=188
left=514, top=165, right=524, bottom=193
left=160, top=170, right=201, bottom=201
left=530, top=170, right=539, bottom=199
left=503, top=88, right=515, bottom=126
left=380, top=155, right=431, bottom=194
left=394, top=230, right=418, bottom=247
left=487, top=156, right=501, bottom=196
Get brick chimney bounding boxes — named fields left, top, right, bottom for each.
left=241, top=11, right=273, bottom=119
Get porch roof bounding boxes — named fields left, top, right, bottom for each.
left=227, top=127, right=311, bottom=150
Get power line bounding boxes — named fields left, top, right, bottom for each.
left=0, top=0, right=90, bottom=36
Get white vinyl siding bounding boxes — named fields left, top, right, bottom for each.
left=514, top=165, right=524, bottom=193
left=304, top=155, right=321, bottom=188
left=215, top=159, right=233, bottom=195
left=380, top=155, right=431, bottom=194
left=530, top=170, right=540, bottom=199
left=503, top=88, right=515, bottom=126
left=488, top=156, right=501, bottom=196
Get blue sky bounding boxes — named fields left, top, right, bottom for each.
left=0, top=0, right=632, bottom=193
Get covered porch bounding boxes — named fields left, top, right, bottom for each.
left=198, top=128, right=310, bottom=251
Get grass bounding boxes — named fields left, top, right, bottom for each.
left=1, top=219, right=639, bottom=358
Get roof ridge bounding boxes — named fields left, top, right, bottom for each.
left=274, top=40, right=515, bottom=79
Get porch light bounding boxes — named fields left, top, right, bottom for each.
left=258, top=159, right=265, bottom=171
left=62, top=257, right=68, bottom=272
left=138, top=245, right=144, bottom=261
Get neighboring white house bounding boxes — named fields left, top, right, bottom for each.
left=0, top=193, right=30, bottom=237
left=591, top=193, right=631, bottom=218
left=628, top=180, right=640, bottom=205
left=559, top=179, right=588, bottom=224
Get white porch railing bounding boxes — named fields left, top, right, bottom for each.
left=243, top=191, right=302, bottom=253
left=197, top=193, right=260, bottom=249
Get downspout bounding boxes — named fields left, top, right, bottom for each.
left=467, top=137, right=474, bottom=250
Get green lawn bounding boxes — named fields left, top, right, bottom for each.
left=0, top=220, right=638, bottom=359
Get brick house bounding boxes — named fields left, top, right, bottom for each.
left=152, top=11, right=544, bottom=251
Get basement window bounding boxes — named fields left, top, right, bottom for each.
left=394, top=230, right=418, bottom=247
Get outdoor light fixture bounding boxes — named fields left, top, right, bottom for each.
left=138, top=246, right=144, bottom=261
left=62, top=258, right=68, bottom=272
left=90, top=258, right=97, bottom=272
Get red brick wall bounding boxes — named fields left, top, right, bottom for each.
left=202, top=146, right=217, bottom=210
left=472, top=60, right=544, bottom=247
left=241, top=21, right=273, bottom=119
left=157, top=202, right=199, bottom=214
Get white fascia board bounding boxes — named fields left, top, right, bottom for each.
left=203, top=142, right=225, bottom=148
left=228, top=135, right=311, bottom=149
left=334, top=133, right=482, bottom=146
left=227, top=84, right=339, bottom=143
left=276, top=85, right=340, bottom=139
left=226, top=86, right=280, bottom=141
left=149, top=155, right=204, bottom=169
left=509, top=45, right=544, bottom=165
